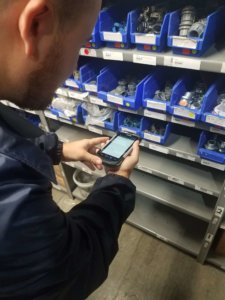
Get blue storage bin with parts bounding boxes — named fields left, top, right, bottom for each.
left=118, top=112, right=143, bottom=136
left=167, top=6, right=225, bottom=57
left=140, top=118, right=172, bottom=145
left=201, top=76, right=225, bottom=129
left=99, top=5, right=132, bottom=49
left=197, top=131, right=225, bottom=164
left=64, top=57, right=94, bottom=92
left=169, top=72, right=216, bottom=121
left=80, top=60, right=109, bottom=95
left=82, top=107, right=119, bottom=131
left=84, top=10, right=105, bottom=49
left=49, top=98, right=84, bottom=124
left=130, top=7, right=171, bottom=52
left=142, top=68, right=181, bottom=114
left=98, top=63, right=152, bottom=110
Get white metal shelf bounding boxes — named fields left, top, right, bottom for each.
left=80, top=46, right=225, bottom=74
left=127, top=194, right=208, bottom=256
left=65, top=161, right=215, bottom=222
left=131, top=170, right=214, bottom=222
left=48, top=111, right=225, bottom=172
left=55, top=124, right=225, bottom=197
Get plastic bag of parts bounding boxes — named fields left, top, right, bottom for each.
left=52, top=97, right=80, bottom=117
left=82, top=103, right=114, bottom=126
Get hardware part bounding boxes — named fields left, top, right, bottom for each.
left=188, top=18, right=206, bottom=38
left=123, top=116, right=141, bottom=128
left=205, top=139, right=219, bottom=151
left=73, top=70, right=80, bottom=81
left=219, top=141, right=225, bottom=153
left=179, top=6, right=196, bottom=37
left=179, top=98, right=189, bottom=107
left=137, top=5, right=165, bottom=34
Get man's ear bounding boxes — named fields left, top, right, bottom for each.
left=18, top=0, right=54, bottom=59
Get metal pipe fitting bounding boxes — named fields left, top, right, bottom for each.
left=188, top=19, right=206, bottom=39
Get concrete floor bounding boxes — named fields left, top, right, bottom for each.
left=53, top=189, right=225, bottom=300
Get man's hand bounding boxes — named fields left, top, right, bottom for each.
left=62, top=137, right=109, bottom=171
left=106, top=141, right=140, bottom=179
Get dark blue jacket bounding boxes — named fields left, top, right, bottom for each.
left=0, top=103, right=136, bottom=300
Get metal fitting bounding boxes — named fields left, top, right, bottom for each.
left=188, top=19, right=206, bottom=39
left=219, top=141, right=225, bottom=153
left=179, top=6, right=196, bottom=37
left=73, top=70, right=80, bottom=81
left=124, top=116, right=140, bottom=128
left=205, top=139, right=219, bottom=151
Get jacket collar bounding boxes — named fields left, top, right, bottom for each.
left=0, top=103, right=56, bottom=183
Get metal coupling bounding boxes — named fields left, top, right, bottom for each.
left=188, top=18, right=207, bottom=39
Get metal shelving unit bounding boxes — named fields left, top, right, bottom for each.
left=128, top=194, right=208, bottom=256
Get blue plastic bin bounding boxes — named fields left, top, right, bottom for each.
left=201, top=76, right=225, bottom=128
left=118, top=112, right=143, bottom=136
left=84, top=11, right=105, bottom=49
left=64, top=57, right=94, bottom=92
left=82, top=108, right=119, bottom=131
left=197, top=131, right=225, bottom=164
left=142, top=68, right=181, bottom=113
left=49, top=103, right=84, bottom=124
left=170, top=73, right=216, bottom=121
left=80, top=60, right=109, bottom=94
left=130, top=9, right=171, bottom=52
left=98, top=63, right=152, bottom=110
left=140, top=118, right=171, bottom=144
left=168, top=6, right=225, bottom=57
left=99, top=6, right=132, bottom=49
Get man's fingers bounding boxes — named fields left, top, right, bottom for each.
left=82, top=161, right=95, bottom=171
left=88, top=137, right=109, bottom=147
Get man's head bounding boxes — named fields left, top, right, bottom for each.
left=0, top=0, right=101, bottom=110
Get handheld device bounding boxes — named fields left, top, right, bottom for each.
left=98, top=132, right=140, bottom=167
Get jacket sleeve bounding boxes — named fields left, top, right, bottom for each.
left=66, top=174, right=136, bottom=298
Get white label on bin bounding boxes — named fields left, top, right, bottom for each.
left=107, top=94, right=123, bottom=105
left=45, top=111, right=58, bottom=120
left=201, top=159, right=225, bottom=171
left=149, top=144, right=169, bottom=154
left=103, top=50, right=124, bottom=61
left=174, top=107, right=196, bottom=119
left=168, top=176, right=184, bottom=185
left=221, top=63, right=225, bottom=73
left=103, top=31, right=123, bottom=42
left=206, top=115, right=225, bottom=128
left=195, top=185, right=213, bottom=195
left=144, top=109, right=167, bottom=121
left=68, top=90, right=89, bottom=100
left=164, top=56, right=201, bottom=70
left=146, top=100, right=167, bottom=111
left=89, top=96, right=107, bottom=107
left=88, top=126, right=103, bottom=135
left=133, top=54, right=157, bottom=66
left=176, top=153, right=196, bottom=162
left=56, top=88, right=68, bottom=97
left=137, top=164, right=153, bottom=174
left=144, top=133, right=161, bottom=143
left=80, top=48, right=97, bottom=57
left=210, top=126, right=225, bottom=135
left=93, top=120, right=105, bottom=128
left=172, top=36, right=198, bottom=50
left=121, top=127, right=136, bottom=134
left=84, top=84, right=97, bottom=93
left=65, top=79, right=79, bottom=88
left=171, top=116, right=195, bottom=127
left=135, top=34, right=156, bottom=45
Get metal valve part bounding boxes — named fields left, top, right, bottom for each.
left=188, top=19, right=206, bottom=38
left=179, top=6, right=196, bottom=37
left=205, top=139, right=219, bottom=151
left=219, top=141, right=225, bottom=153
left=73, top=70, right=80, bottom=81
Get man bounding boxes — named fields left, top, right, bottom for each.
left=0, top=1, right=139, bottom=299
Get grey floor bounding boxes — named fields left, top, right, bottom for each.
left=53, top=189, right=225, bottom=300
